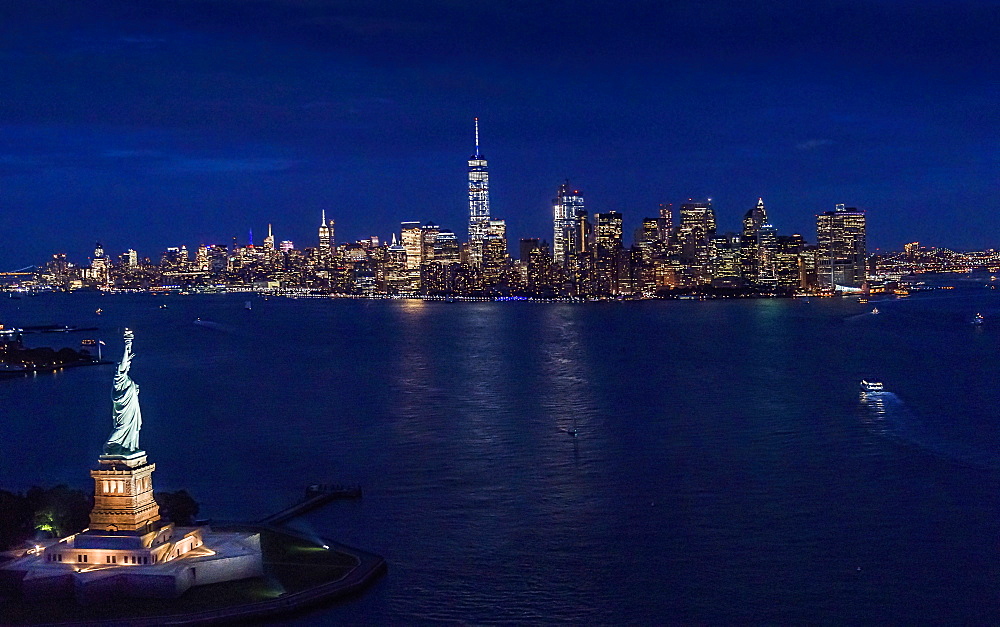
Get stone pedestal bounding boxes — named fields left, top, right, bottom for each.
left=89, top=451, right=160, bottom=533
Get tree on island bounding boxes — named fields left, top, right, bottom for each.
left=155, top=490, right=200, bottom=526
left=0, top=487, right=203, bottom=551
left=0, top=490, right=34, bottom=550
left=0, top=486, right=90, bottom=550
left=28, top=485, right=90, bottom=539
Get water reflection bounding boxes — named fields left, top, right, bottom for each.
left=859, top=390, right=889, bottom=437
left=539, top=306, right=597, bottom=440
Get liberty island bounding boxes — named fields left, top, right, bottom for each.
left=0, top=330, right=264, bottom=601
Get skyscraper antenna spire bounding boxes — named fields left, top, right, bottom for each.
left=321, top=209, right=326, bottom=225
left=474, top=117, right=480, bottom=158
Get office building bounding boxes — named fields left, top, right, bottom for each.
left=816, top=204, right=867, bottom=288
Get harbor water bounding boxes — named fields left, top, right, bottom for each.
left=2, top=286, right=1000, bottom=623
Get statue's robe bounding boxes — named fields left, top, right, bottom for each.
left=104, top=344, right=142, bottom=455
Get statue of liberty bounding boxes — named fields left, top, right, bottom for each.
left=103, top=328, right=143, bottom=456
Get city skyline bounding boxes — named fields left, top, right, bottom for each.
left=1, top=1, right=996, bottom=269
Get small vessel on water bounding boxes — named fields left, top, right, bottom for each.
left=973, top=313, right=984, bottom=325
left=872, top=307, right=879, bottom=315
left=860, top=380, right=884, bottom=393
left=245, top=300, right=252, bottom=311
left=81, top=339, right=97, bottom=346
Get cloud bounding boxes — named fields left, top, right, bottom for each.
left=796, top=139, right=835, bottom=151
left=102, top=149, right=165, bottom=159
left=168, top=157, right=300, bottom=173
left=101, top=147, right=302, bottom=174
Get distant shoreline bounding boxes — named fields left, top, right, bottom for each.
left=0, top=359, right=112, bottom=381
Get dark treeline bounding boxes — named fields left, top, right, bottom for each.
left=0, top=346, right=96, bottom=368
left=0, top=487, right=199, bottom=551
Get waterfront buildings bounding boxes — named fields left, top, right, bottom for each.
left=19, top=120, right=953, bottom=298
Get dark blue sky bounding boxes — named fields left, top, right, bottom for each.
left=1, top=0, right=997, bottom=268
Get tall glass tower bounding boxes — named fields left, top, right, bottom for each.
left=553, top=181, right=586, bottom=266
left=467, top=118, right=490, bottom=266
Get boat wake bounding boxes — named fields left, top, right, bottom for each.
left=860, top=391, right=1000, bottom=470
left=192, top=319, right=230, bottom=333
left=843, top=311, right=881, bottom=323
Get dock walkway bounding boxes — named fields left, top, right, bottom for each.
left=259, top=484, right=362, bottom=526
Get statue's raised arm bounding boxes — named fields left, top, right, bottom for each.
left=103, top=329, right=143, bottom=456
left=116, top=331, right=134, bottom=377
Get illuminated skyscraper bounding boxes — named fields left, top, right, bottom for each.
left=483, top=219, right=508, bottom=287
left=741, top=197, right=767, bottom=281
left=519, top=238, right=541, bottom=262
left=755, top=223, right=779, bottom=286
left=595, top=212, right=624, bottom=297
left=658, top=203, right=674, bottom=233
left=817, top=204, right=867, bottom=288
left=434, top=230, right=461, bottom=264
left=595, top=212, right=623, bottom=258
left=677, top=200, right=716, bottom=284
left=318, top=210, right=332, bottom=249
left=467, top=118, right=490, bottom=266
left=263, top=224, right=275, bottom=250
left=553, top=181, right=585, bottom=266
left=91, top=242, right=109, bottom=285
left=400, top=221, right=422, bottom=271
left=421, top=222, right=440, bottom=265
left=385, top=235, right=409, bottom=293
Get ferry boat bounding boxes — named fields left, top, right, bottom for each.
left=81, top=339, right=97, bottom=346
left=860, top=380, right=884, bottom=393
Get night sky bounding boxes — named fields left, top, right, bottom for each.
left=1, top=0, right=997, bottom=268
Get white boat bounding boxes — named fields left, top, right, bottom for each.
left=860, top=380, right=884, bottom=393
left=973, top=313, right=984, bottom=325
left=871, top=307, right=879, bottom=315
